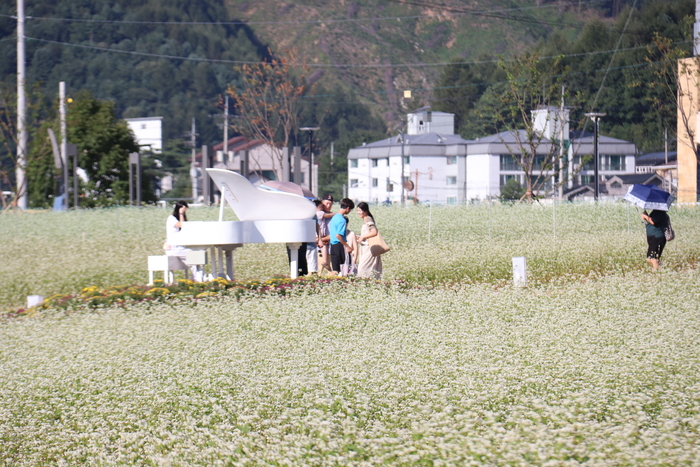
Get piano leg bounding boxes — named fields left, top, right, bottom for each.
left=287, top=242, right=302, bottom=279
left=209, top=246, right=216, bottom=281
left=217, top=247, right=225, bottom=278
left=225, top=249, right=234, bottom=280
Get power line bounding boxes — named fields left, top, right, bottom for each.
left=24, top=37, right=263, bottom=65
left=590, top=0, right=639, bottom=110
left=384, top=0, right=605, bottom=28
left=0, top=0, right=605, bottom=26
left=25, top=35, right=685, bottom=70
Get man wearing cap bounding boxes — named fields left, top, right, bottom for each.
left=316, top=194, right=335, bottom=274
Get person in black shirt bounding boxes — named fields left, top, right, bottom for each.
left=641, top=209, right=669, bottom=270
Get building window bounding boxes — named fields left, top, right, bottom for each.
left=350, top=159, right=358, bottom=168
left=371, top=159, right=378, bottom=167
left=387, top=183, right=394, bottom=192
left=447, top=156, right=457, bottom=165
left=531, top=175, right=552, bottom=191
left=447, top=196, right=457, bottom=205
left=372, top=178, right=378, bottom=187
left=446, top=176, right=457, bottom=185
left=500, top=174, right=522, bottom=186
left=532, top=155, right=547, bottom=171
left=601, top=155, right=626, bottom=171
left=262, top=170, right=277, bottom=181
left=350, top=179, right=359, bottom=188
left=384, top=158, right=390, bottom=166
left=404, top=156, right=410, bottom=164
left=500, top=154, right=520, bottom=171
left=576, top=155, right=595, bottom=171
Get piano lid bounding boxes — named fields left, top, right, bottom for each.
left=206, top=168, right=316, bottom=221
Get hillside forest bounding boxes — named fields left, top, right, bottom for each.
left=0, top=0, right=694, bottom=206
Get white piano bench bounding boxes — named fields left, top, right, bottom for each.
left=148, top=255, right=188, bottom=285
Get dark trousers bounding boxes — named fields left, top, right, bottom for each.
left=330, top=242, right=345, bottom=272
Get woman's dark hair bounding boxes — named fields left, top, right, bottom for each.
left=357, top=201, right=373, bottom=221
left=172, top=200, right=189, bottom=221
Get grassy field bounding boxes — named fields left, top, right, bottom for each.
left=1, top=203, right=699, bottom=465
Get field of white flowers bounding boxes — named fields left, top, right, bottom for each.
left=2, top=272, right=699, bottom=465
left=2, top=202, right=699, bottom=309
left=1, top=203, right=699, bottom=465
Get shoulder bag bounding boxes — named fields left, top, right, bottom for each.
left=368, top=229, right=390, bottom=256
left=664, top=219, right=675, bottom=242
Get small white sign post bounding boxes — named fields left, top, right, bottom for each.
left=27, top=295, right=44, bottom=308
left=512, top=256, right=527, bottom=287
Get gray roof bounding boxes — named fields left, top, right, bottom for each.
left=612, top=173, right=664, bottom=185
left=467, top=130, right=556, bottom=155
left=569, top=134, right=637, bottom=155
left=348, top=129, right=638, bottom=159
left=347, top=132, right=472, bottom=159
left=636, top=151, right=677, bottom=166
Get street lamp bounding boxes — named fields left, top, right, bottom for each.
left=584, top=112, right=606, bottom=200
left=300, top=126, right=319, bottom=194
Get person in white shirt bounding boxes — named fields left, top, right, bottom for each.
left=164, top=200, right=203, bottom=281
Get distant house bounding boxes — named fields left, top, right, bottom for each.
left=564, top=173, right=665, bottom=201
left=125, top=117, right=163, bottom=153
left=347, top=108, right=639, bottom=203
left=193, top=136, right=318, bottom=202
left=635, top=150, right=677, bottom=194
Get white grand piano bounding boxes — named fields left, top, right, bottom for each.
left=171, top=169, right=316, bottom=279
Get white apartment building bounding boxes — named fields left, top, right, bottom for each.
left=347, top=108, right=638, bottom=203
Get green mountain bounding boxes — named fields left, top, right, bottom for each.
left=1, top=0, right=628, bottom=144
left=224, top=0, right=623, bottom=126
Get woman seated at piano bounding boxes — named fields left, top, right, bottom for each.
left=163, top=200, right=203, bottom=281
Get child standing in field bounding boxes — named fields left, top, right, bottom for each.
left=328, top=198, right=355, bottom=275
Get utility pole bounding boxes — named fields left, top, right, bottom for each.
left=558, top=86, right=565, bottom=201
left=585, top=112, right=606, bottom=201
left=60, top=82, right=68, bottom=210
left=300, top=127, right=319, bottom=193
left=330, top=142, right=334, bottom=186
left=400, top=131, right=406, bottom=206
left=223, top=96, right=229, bottom=162
left=16, top=0, right=27, bottom=209
left=189, top=118, right=198, bottom=202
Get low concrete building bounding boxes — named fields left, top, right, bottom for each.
left=347, top=108, right=638, bottom=203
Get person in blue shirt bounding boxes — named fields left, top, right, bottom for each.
left=328, top=198, right=355, bottom=275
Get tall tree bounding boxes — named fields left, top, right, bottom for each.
left=227, top=48, right=312, bottom=178
left=67, top=90, right=141, bottom=206
left=0, top=83, right=49, bottom=209
left=496, top=53, right=569, bottom=201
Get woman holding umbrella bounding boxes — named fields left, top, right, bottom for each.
left=641, top=209, right=670, bottom=270
left=624, top=184, right=674, bottom=271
